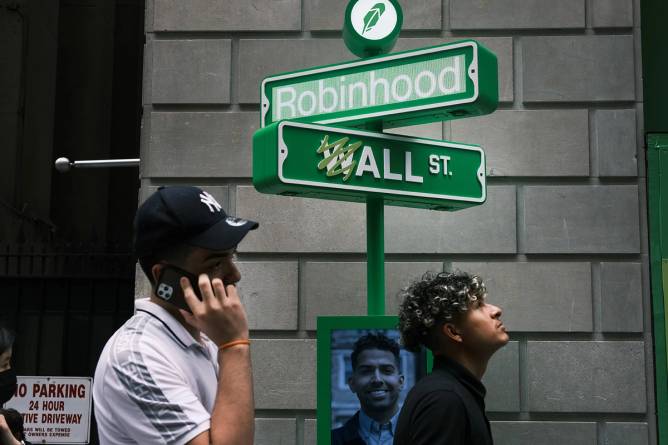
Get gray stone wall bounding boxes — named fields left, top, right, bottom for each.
left=140, top=0, right=652, bottom=443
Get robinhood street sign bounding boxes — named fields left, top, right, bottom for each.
left=261, top=39, right=498, bottom=128
left=253, top=120, right=486, bottom=210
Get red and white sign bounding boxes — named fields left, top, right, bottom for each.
left=2, top=376, right=92, bottom=444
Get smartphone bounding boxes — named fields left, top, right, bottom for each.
left=156, top=265, right=203, bottom=313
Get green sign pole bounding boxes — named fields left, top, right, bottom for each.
left=365, top=120, right=385, bottom=316
left=366, top=196, right=385, bottom=315
left=343, top=0, right=398, bottom=315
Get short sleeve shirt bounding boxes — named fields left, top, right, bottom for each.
left=93, top=299, right=219, bottom=445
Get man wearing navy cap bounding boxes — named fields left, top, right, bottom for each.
left=93, top=186, right=259, bottom=445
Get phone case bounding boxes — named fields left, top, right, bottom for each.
left=156, top=265, right=202, bottom=313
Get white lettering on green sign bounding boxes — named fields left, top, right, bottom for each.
left=273, top=55, right=465, bottom=121
left=428, top=154, right=452, bottom=176
left=354, top=148, right=423, bottom=183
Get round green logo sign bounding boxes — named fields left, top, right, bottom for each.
left=343, top=0, right=403, bottom=58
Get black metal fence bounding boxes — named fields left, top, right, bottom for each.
left=1, top=244, right=136, bottom=444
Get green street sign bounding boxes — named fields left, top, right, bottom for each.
left=342, top=0, right=403, bottom=58
left=260, top=39, right=498, bottom=129
left=253, top=120, right=486, bottom=210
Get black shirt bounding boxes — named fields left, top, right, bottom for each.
left=393, top=355, right=493, bottom=445
left=331, top=412, right=365, bottom=445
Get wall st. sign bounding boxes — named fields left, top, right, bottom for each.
left=254, top=121, right=485, bottom=210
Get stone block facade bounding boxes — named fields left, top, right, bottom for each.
left=140, top=0, right=651, bottom=443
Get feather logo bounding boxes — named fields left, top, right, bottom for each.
left=362, top=3, right=386, bottom=35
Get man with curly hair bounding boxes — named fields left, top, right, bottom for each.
left=331, top=332, right=404, bottom=445
left=394, top=271, right=508, bottom=445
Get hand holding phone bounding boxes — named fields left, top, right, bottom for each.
left=179, top=273, right=250, bottom=347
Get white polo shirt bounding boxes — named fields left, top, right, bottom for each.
left=93, top=299, right=219, bottom=444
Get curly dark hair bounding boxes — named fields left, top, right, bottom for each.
left=350, top=332, right=401, bottom=370
left=398, top=271, right=487, bottom=352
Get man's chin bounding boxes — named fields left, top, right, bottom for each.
left=486, top=335, right=510, bottom=355
left=361, top=397, right=399, bottom=413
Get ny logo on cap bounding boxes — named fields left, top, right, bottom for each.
left=200, top=191, right=222, bottom=213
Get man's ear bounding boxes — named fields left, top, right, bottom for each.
left=151, top=263, right=164, bottom=286
left=442, top=323, right=463, bottom=343
left=347, top=375, right=356, bottom=393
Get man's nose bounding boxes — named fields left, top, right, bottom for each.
left=490, top=304, right=502, bottom=319
left=370, top=369, right=382, bottom=383
left=225, top=263, right=241, bottom=285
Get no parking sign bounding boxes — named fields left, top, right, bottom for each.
left=3, top=377, right=92, bottom=444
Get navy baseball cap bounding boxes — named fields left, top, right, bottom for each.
left=133, top=186, right=259, bottom=257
